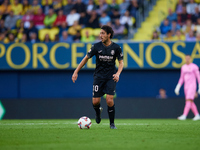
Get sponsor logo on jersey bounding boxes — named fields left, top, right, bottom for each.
left=99, top=55, right=113, bottom=61
left=120, top=52, right=123, bottom=57
left=111, top=50, right=115, bottom=55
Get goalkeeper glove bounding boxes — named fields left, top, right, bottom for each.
left=175, top=84, right=181, bottom=95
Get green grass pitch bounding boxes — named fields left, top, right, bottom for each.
left=0, top=119, right=200, bottom=150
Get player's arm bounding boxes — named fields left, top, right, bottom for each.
left=72, top=55, right=89, bottom=83
left=194, top=66, right=200, bottom=94
left=113, top=60, right=123, bottom=82
left=175, top=67, right=184, bottom=95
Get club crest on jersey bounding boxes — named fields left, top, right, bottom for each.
left=111, top=50, right=115, bottom=55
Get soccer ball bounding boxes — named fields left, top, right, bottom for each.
left=77, top=116, right=92, bottom=129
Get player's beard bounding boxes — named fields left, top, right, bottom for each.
left=102, top=36, right=109, bottom=44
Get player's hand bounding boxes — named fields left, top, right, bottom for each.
left=174, top=84, right=181, bottom=95
left=72, top=72, right=78, bottom=83
left=113, top=74, right=119, bottom=82
left=174, top=88, right=179, bottom=95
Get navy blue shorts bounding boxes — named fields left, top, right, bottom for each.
left=93, top=78, right=116, bottom=97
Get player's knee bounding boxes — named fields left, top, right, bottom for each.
left=92, top=98, right=100, bottom=106
left=106, top=96, right=114, bottom=107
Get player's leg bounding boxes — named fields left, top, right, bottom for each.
left=93, top=79, right=105, bottom=124
left=178, top=88, right=192, bottom=120
left=92, top=97, right=103, bottom=124
left=106, top=94, right=117, bottom=129
left=104, top=79, right=117, bottom=129
left=191, top=100, right=200, bottom=121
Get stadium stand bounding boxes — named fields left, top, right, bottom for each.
left=1, top=0, right=200, bottom=42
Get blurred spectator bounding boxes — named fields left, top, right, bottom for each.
left=96, top=0, right=108, bottom=15
left=31, top=0, right=42, bottom=15
left=127, top=0, right=138, bottom=18
left=81, top=30, right=95, bottom=42
left=195, top=18, right=200, bottom=33
left=191, top=6, right=200, bottom=23
left=186, top=30, right=196, bottom=41
left=79, top=12, right=88, bottom=27
left=19, top=32, right=28, bottom=42
left=173, top=30, right=186, bottom=41
left=33, top=8, right=45, bottom=30
left=167, top=8, right=177, bottom=23
left=27, top=21, right=38, bottom=40
left=30, top=32, right=39, bottom=43
left=160, top=19, right=171, bottom=35
left=7, top=32, right=16, bottom=42
left=119, top=0, right=129, bottom=15
left=73, top=31, right=81, bottom=42
left=86, top=0, right=95, bottom=15
left=11, top=0, right=23, bottom=15
left=53, top=9, right=66, bottom=27
left=44, top=8, right=57, bottom=28
left=68, top=21, right=81, bottom=36
left=52, top=0, right=62, bottom=14
left=4, top=10, right=20, bottom=29
left=0, top=0, right=11, bottom=19
left=44, top=33, right=51, bottom=42
left=99, top=11, right=111, bottom=26
left=171, top=21, right=180, bottom=36
left=108, top=0, right=119, bottom=16
left=112, top=19, right=125, bottom=39
left=156, top=88, right=167, bottom=99
left=164, top=30, right=173, bottom=41
left=22, top=0, right=31, bottom=15
left=0, top=19, right=8, bottom=35
left=110, top=8, right=120, bottom=24
left=53, top=34, right=59, bottom=42
left=120, top=10, right=134, bottom=31
left=151, top=31, right=160, bottom=40
left=0, top=32, right=6, bottom=42
left=59, top=22, right=68, bottom=37
left=182, top=19, right=195, bottom=34
left=176, top=0, right=184, bottom=15
left=178, top=6, right=191, bottom=26
left=63, top=0, right=74, bottom=15
left=86, top=10, right=100, bottom=28
left=186, top=0, right=197, bottom=14
left=73, top=0, right=86, bottom=13
left=66, top=9, right=80, bottom=27
left=42, top=0, right=53, bottom=15
left=22, top=10, right=34, bottom=29
left=16, top=21, right=27, bottom=41
left=196, top=32, right=200, bottom=40
left=59, top=30, right=73, bottom=42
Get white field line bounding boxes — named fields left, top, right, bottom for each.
left=0, top=122, right=175, bottom=126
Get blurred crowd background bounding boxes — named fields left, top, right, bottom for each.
left=0, top=0, right=140, bottom=43
left=1, top=0, right=200, bottom=43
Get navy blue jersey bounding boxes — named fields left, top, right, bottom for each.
left=87, top=41, right=123, bottom=79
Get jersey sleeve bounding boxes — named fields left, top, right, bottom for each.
left=194, top=65, right=200, bottom=84
left=178, top=66, right=184, bottom=86
left=116, top=46, right=123, bottom=61
left=87, top=45, right=97, bottom=59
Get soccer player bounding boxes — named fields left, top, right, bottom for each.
left=175, top=55, right=200, bottom=120
left=72, top=25, right=123, bottom=129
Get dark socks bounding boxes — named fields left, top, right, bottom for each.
left=93, top=103, right=100, bottom=115
left=107, top=105, right=115, bottom=125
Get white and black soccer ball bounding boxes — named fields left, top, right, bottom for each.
left=77, top=116, right=92, bottom=129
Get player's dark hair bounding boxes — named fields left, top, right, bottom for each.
left=185, top=54, right=191, bottom=56
left=101, top=25, right=114, bottom=39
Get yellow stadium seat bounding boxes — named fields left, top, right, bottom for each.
left=93, top=28, right=101, bottom=37
left=49, top=27, right=60, bottom=41
left=41, top=0, right=53, bottom=6
left=39, top=28, right=50, bottom=41
left=81, top=28, right=94, bottom=37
